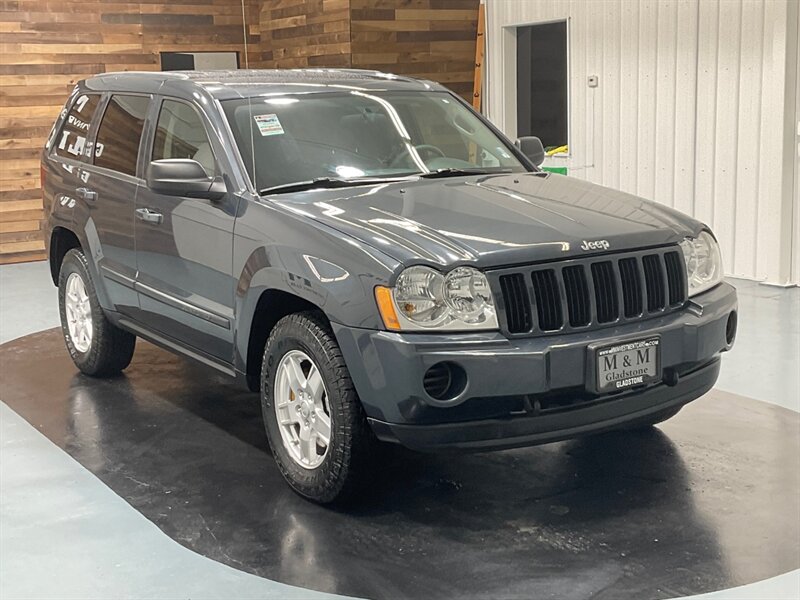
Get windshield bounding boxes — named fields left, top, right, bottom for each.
left=221, top=90, right=526, bottom=193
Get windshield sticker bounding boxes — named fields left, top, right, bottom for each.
left=254, top=113, right=284, bottom=137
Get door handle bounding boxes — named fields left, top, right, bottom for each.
left=76, top=187, right=97, bottom=202
left=136, top=208, right=163, bottom=225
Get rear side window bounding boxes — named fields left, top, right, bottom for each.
left=54, top=94, right=101, bottom=160
left=93, top=94, right=150, bottom=177
left=152, top=99, right=216, bottom=176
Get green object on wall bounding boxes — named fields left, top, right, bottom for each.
left=542, top=166, right=568, bottom=175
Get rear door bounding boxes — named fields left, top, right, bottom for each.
left=133, top=97, right=238, bottom=362
left=81, top=93, right=151, bottom=313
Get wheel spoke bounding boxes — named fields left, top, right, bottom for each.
left=300, top=431, right=317, bottom=463
left=314, top=409, right=331, bottom=445
left=285, top=354, right=306, bottom=392
left=306, top=365, right=324, bottom=401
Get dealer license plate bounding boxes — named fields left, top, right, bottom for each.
left=596, top=337, right=660, bottom=393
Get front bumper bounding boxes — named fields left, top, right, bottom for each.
left=333, top=282, right=737, bottom=451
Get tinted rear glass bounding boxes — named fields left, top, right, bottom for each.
left=94, top=95, right=150, bottom=177
left=54, top=93, right=101, bottom=161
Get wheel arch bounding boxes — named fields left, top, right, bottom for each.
left=240, top=287, right=328, bottom=392
left=49, top=226, right=82, bottom=285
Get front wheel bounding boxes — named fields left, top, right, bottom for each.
left=58, top=248, right=136, bottom=376
left=261, top=312, right=377, bottom=504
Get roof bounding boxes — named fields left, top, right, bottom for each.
left=82, top=69, right=445, bottom=100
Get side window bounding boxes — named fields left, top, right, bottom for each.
left=152, top=100, right=216, bottom=176
left=93, top=94, right=150, bottom=177
left=54, top=94, right=101, bottom=161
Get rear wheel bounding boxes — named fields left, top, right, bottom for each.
left=261, top=312, right=378, bottom=504
left=58, top=248, right=136, bottom=376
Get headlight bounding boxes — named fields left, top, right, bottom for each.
left=375, top=266, right=498, bottom=331
left=680, top=231, right=723, bottom=297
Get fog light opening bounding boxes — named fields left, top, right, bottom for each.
left=423, top=362, right=467, bottom=401
left=725, top=311, right=738, bottom=346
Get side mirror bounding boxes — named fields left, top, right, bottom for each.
left=146, top=159, right=226, bottom=200
left=515, top=136, right=545, bottom=167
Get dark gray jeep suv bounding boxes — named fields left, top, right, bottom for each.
left=43, top=69, right=737, bottom=503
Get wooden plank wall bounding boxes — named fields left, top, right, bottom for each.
left=258, top=0, right=480, bottom=99
left=1, top=0, right=479, bottom=264
left=349, top=0, right=480, bottom=101
left=259, top=0, right=351, bottom=68
left=0, top=0, right=259, bottom=264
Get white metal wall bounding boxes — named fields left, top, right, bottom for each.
left=485, top=0, right=798, bottom=284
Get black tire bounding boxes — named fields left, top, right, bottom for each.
left=261, top=311, right=378, bottom=504
left=58, top=248, right=136, bottom=377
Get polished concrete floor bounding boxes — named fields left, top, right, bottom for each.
left=1, top=261, right=799, bottom=599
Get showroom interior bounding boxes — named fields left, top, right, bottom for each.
left=0, top=0, right=798, bottom=598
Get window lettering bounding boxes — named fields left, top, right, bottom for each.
left=67, top=136, right=85, bottom=157
left=55, top=94, right=100, bottom=161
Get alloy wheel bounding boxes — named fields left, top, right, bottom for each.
left=65, top=272, right=93, bottom=353
left=273, top=349, right=332, bottom=469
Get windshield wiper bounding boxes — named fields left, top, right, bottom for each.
left=418, top=168, right=513, bottom=179
left=261, top=176, right=407, bottom=195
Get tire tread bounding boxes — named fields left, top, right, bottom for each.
left=261, top=311, right=377, bottom=504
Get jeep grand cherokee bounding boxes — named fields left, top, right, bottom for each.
left=42, top=70, right=737, bottom=503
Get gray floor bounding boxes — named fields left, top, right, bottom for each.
left=1, top=261, right=798, bottom=600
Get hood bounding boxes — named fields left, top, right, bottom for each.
left=272, top=172, right=702, bottom=269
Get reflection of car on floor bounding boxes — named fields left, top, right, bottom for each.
left=41, top=70, right=738, bottom=503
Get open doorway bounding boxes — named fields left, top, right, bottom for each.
left=515, top=20, right=568, bottom=150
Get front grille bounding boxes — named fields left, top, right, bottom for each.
left=618, top=257, right=643, bottom=317
left=642, top=254, right=665, bottom=311
left=498, top=273, right=531, bottom=334
left=591, top=261, right=619, bottom=323
left=562, top=265, right=590, bottom=326
left=530, top=269, right=562, bottom=331
left=664, top=251, right=685, bottom=305
left=495, top=246, right=687, bottom=336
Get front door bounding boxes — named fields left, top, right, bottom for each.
left=134, top=97, right=238, bottom=362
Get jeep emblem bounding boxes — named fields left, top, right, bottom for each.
left=580, top=239, right=610, bottom=251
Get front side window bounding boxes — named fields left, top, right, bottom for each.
left=94, top=94, right=150, bottom=177
left=152, top=99, right=216, bottom=176
left=222, top=91, right=525, bottom=193
left=54, top=93, right=101, bottom=161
